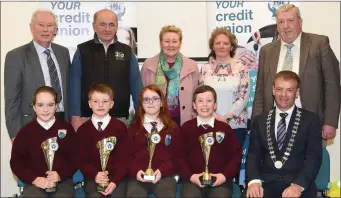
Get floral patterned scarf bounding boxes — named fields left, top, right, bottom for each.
left=155, top=52, right=182, bottom=110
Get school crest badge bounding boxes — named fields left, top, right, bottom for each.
left=58, top=129, right=67, bottom=139
left=165, top=135, right=171, bottom=146
left=216, top=131, right=225, bottom=143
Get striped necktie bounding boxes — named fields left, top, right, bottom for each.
left=202, top=124, right=211, bottom=130
left=98, top=122, right=103, bottom=132
left=44, top=49, right=62, bottom=102
left=150, top=122, right=158, bottom=133
left=277, top=113, right=288, bottom=150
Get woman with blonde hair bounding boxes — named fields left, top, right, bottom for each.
left=141, top=25, right=199, bottom=127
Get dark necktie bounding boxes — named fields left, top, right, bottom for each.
left=277, top=113, right=288, bottom=150
left=202, top=124, right=211, bottom=130
left=150, top=122, right=157, bottom=132
left=44, top=49, right=62, bottom=102
left=98, top=122, right=103, bottom=132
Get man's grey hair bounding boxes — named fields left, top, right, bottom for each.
left=276, top=4, right=301, bottom=19
left=31, top=9, right=58, bottom=28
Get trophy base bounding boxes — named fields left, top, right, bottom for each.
left=199, top=176, right=217, bottom=186
left=143, top=175, right=155, bottom=181
left=97, top=184, right=107, bottom=192
left=45, top=186, right=57, bottom=193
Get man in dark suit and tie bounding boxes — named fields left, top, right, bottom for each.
left=252, top=4, right=340, bottom=141
left=5, top=9, right=70, bottom=142
left=243, top=71, right=322, bottom=198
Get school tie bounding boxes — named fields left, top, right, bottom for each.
left=277, top=113, right=288, bottom=150
left=44, top=49, right=62, bottom=102
left=202, top=124, right=211, bottom=130
left=282, top=44, right=294, bottom=71
left=98, top=122, right=103, bottom=132
left=150, top=122, right=158, bottom=133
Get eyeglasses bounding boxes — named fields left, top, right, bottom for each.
left=143, top=97, right=161, bottom=104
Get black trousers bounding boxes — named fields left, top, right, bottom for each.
left=181, top=179, right=233, bottom=198
left=22, top=179, right=74, bottom=198
left=84, top=178, right=127, bottom=198
left=240, top=180, right=317, bottom=198
left=127, top=177, right=177, bottom=198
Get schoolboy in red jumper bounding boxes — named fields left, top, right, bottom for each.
left=175, top=85, right=242, bottom=197
left=77, top=83, right=129, bottom=197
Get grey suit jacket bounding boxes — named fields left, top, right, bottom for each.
left=252, top=32, right=340, bottom=128
left=5, top=41, right=71, bottom=138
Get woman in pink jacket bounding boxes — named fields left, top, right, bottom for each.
left=141, top=25, right=199, bottom=127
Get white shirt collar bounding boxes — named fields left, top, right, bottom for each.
left=33, top=40, right=52, bottom=55
left=196, top=116, right=215, bottom=128
left=98, top=38, right=115, bottom=49
left=91, top=114, right=111, bottom=131
left=37, top=116, right=56, bottom=130
left=281, top=32, right=302, bottom=48
left=143, top=114, right=164, bottom=133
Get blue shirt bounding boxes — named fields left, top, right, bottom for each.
left=68, top=48, right=142, bottom=117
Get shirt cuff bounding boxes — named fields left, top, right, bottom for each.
left=248, top=179, right=262, bottom=187
left=291, top=183, right=305, bottom=192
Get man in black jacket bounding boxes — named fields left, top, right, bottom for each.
left=242, top=71, right=322, bottom=198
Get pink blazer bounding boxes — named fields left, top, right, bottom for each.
left=141, top=54, right=200, bottom=126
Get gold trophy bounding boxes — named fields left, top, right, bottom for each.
left=198, top=132, right=215, bottom=186
left=96, top=136, right=117, bottom=192
left=41, top=137, right=59, bottom=192
left=144, top=131, right=161, bottom=181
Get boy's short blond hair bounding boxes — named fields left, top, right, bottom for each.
left=88, top=83, right=114, bottom=100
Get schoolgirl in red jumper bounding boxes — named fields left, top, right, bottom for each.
left=10, top=86, right=77, bottom=197
left=127, top=84, right=180, bottom=197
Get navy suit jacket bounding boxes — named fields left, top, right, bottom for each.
left=246, top=107, right=322, bottom=190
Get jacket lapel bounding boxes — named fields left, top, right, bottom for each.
left=28, top=41, right=45, bottom=86
left=179, top=55, right=196, bottom=80
left=299, top=32, right=311, bottom=79
left=269, top=109, right=280, bottom=155
left=269, top=40, right=281, bottom=81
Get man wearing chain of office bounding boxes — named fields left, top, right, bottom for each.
left=241, top=70, right=322, bottom=198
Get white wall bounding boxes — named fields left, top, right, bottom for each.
left=137, top=2, right=209, bottom=58
left=1, top=2, right=340, bottom=197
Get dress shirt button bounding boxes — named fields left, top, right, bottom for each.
left=181, top=87, right=184, bottom=90
left=182, top=106, right=185, bottom=110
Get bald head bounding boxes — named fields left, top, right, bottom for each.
left=92, top=9, right=118, bottom=45
left=93, top=9, right=117, bottom=24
